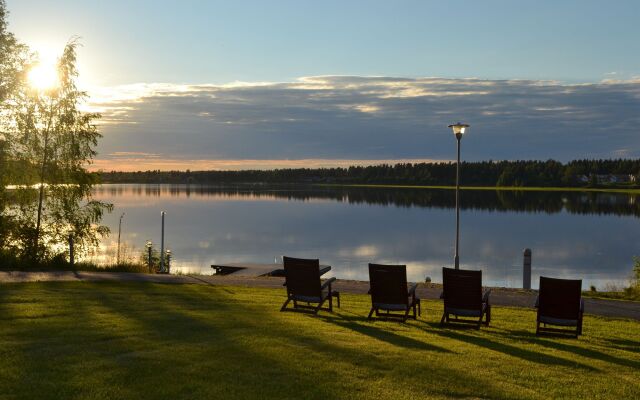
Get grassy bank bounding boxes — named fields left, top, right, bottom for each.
left=0, top=282, right=638, bottom=399
left=583, top=289, right=640, bottom=302
left=0, top=260, right=150, bottom=274
left=317, top=183, right=640, bottom=194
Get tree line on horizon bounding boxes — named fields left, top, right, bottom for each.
left=99, top=159, right=640, bottom=187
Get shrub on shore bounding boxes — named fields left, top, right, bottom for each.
left=0, top=249, right=150, bottom=273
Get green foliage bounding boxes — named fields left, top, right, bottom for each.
left=633, top=257, right=640, bottom=283
left=1, top=0, right=110, bottom=265
left=0, top=283, right=639, bottom=399
left=625, top=257, right=640, bottom=299
left=587, top=258, right=640, bottom=301
left=138, top=245, right=171, bottom=272
left=0, top=0, right=26, bottom=104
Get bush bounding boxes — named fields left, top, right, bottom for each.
left=623, top=257, right=640, bottom=300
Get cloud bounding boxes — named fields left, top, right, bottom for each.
left=87, top=76, right=640, bottom=170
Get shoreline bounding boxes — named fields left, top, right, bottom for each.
left=316, top=183, right=640, bottom=194
left=1, top=270, right=638, bottom=320
left=92, top=181, right=640, bottom=194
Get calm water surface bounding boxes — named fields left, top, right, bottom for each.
left=92, top=184, right=640, bottom=289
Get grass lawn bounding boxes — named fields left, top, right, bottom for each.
left=0, top=282, right=638, bottom=399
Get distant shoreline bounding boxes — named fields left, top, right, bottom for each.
left=94, top=181, right=640, bottom=194
left=315, top=183, right=640, bottom=194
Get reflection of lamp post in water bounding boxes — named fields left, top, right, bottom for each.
left=448, top=122, right=469, bottom=269
left=146, top=240, right=153, bottom=273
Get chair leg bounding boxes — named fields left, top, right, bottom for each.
left=280, top=297, right=291, bottom=312
left=367, top=307, right=375, bottom=320
left=535, top=321, right=540, bottom=336
left=578, top=314, right=583, bottom=336
left=336, top=292, right=340, bottom=308
left=485, top=305, right=491, bottom=326
left=440, top=312, right=447, bottom=325
left=328, top=293, right=333, bottom=312
left=314, top=298, right=326, bottom=315
left=417, top=299, right=421, bottom=316
left=403, top=308, right=409, bottom=323
left=412, top=302, right=417, bottom=320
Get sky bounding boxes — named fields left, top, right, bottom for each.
left=7, top=0, right=640, bottom=170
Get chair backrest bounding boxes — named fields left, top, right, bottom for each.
left=442, top=267, right=483, bottom=311
left=538, top=276, right=582, bottom=320
left=283, top=256, right=321, bottom=298
left=368, top=264, right=409, bottom=306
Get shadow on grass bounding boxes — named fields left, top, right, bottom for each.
left=316, top=312, right=453, bottom=353
left=491, top=329, right=640, bottom=370
left=420, top=322, right=598, bottom=371
left=600, top=338, right=640, bottom=354
left=3, top=282, right=622, bottom=400
left=1, top=282, right=341, bottom=399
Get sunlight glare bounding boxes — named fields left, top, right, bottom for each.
left=28, top=60, right=59, bottom=90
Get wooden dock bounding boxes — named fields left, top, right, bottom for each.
left=211, top=263, right=283, bottom=277
left=211, top=263, right=331, bottom=278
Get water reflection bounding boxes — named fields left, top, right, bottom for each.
left=93, top=184, right=639, bottom=289
left=94, top=184, right=640, bottom=217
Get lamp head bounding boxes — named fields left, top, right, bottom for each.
left=448, top=122, right=470, bottom=139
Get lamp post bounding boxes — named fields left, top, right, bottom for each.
left=146, top=240, right=153, bottom=273
left=448, top=122, right=469, bottom=269
left=117, top=212, right=125, bottom=264
left=160, top=211, right=166, bottom=273
left=165, top=249, right=172, bottom=274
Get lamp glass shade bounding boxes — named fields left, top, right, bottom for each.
left=448, top=123, right=470, bottom=136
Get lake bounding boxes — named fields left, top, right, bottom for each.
left=91, top=184, right=640, bottom=289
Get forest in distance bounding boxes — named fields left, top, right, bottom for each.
left=98, top=159, right=640, bottom=188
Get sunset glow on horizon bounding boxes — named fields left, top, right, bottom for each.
left=88, top=158, right=450, bottom=172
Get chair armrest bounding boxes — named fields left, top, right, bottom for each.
left=482, top=289, right=492, bottom=303
left=408, top=283, right=418, bottom=297
left=320, top=277, right=336, bottom=290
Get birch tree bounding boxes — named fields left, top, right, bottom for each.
left=4, top=40, right=112, bottom=262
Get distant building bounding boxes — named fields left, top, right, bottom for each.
left=577, top=174, right=636, bottom=184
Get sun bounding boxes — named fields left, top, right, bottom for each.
left=28, top=60, right=59, bottom=90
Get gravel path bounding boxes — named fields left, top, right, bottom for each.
left=1, top=271, right=638, bottom=320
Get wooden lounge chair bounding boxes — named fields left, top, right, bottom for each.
left=536, top=276, right=584, bottom=337
left=367, top=263, right=421, bottom=322
left=440, top=267, right=491, bottom=329
left=280, top=256, right=339, bottom=314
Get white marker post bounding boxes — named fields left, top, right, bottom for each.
left=160, top=211, right=166, bottom=273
